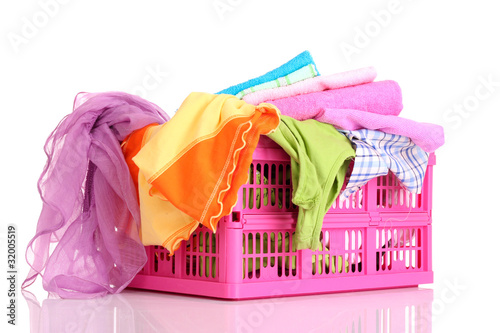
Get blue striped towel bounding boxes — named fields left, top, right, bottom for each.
left=216, top=50, right=319, bottom=96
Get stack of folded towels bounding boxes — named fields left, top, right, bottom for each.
left=24, top=50, right=444, bottom=299
left=217, top=50, right=444, bottom=251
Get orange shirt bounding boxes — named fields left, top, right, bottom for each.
left=122, top=93, right=280, bottom=254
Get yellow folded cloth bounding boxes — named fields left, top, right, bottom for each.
left=123, top=93, right=280, bottom=253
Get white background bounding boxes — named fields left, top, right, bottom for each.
left=1, top=0, right=499, bottom=332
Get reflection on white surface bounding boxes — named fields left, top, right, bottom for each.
left=24, top=287, right=432, bottom=332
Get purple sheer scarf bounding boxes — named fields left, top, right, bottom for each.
left=23, top=92, right=169, bottom=298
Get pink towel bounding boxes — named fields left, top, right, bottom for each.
left=270, top=104, right=444, bottom=152
left=267, top=81, right=404, bottom=117
left=243, top=67, right=378, bottom=105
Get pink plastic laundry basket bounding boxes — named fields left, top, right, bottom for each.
left=128, top=136, right=435, bottom=300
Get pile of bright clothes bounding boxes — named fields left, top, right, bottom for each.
left=24, top=51, right=444, bottom=298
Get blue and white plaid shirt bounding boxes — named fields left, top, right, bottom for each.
left=339, top=129, right=429, bottom=200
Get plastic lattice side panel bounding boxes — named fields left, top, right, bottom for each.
left=129, top=136, right=434, bottom=299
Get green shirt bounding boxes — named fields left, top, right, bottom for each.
left=267, top=116, right=355, bottom=250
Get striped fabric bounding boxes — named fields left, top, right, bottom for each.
left=235, top=64, right=318, bottom=99
left=217, top=50, right=318, bottom=96
left=339, top=129, right=429, bottom=200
